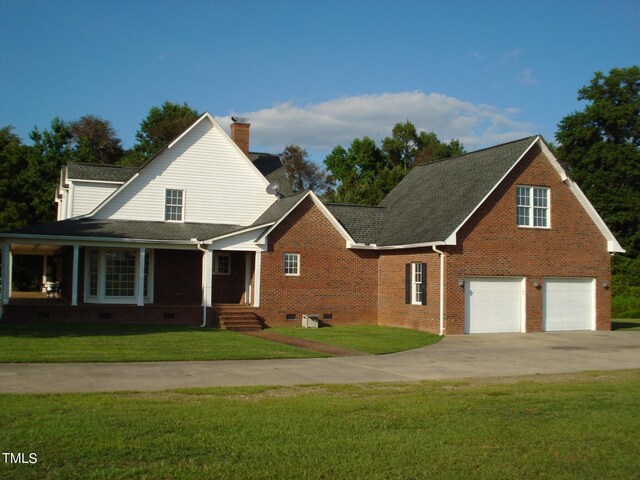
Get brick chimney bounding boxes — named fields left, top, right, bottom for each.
left=230, top=117, right=250, bottom=156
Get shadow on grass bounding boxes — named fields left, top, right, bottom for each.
left=0, top=322, right=220, bottom=338
left=611, top=320, right=640, bottom=331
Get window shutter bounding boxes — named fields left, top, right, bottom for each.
left=405, top=263, right=411, bottom=304
left=421, top=263, right=427, bottom=305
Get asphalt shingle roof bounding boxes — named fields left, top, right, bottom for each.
left=250, top=191, right=308, bottom=227
left=325, top=204, right=385, bottom=244
left=66, top=164, right=138, bottom=183
left=376, top=136, right=537, bottom=246
left=2, top=218, right=245, bottom=242
left=249, top=152, right=294, bottom=196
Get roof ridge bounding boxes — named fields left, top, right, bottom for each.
left=325, top=202, right=386, bottom=209
left=413, top=135, right=538, bottom=168
left=68, top=162, right=137, bottom=169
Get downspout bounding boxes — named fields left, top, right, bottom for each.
left=193, top=239, right=209, bottom=328
left=432, top=245, right=445, bottom=336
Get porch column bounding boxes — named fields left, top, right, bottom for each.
left=1, top=242, right=11, bottom=305
left=42, top=254, right=49, bottom=287
left=202, top=249, right=212, bottom=307
left=71, top=245, right=79, bottom=306
left=137, top=247, right=146, bottom=306
left=253, top=251, right=261, bottom=307
left=244, top=253, right=252, bottom=304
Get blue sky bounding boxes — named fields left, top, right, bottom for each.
left=1, top=0, right=638, bottom=161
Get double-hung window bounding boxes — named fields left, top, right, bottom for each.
left=284, top=253, right=300, bottom=276
left=406, top=262, right=427, bottom=305
left=165, top=189, right=184, bottom=222
left=85, top=249, right=154, bottom=303
left=213, top=253, right=231, bottom=275
left=516, top=186, right=549, bottom=228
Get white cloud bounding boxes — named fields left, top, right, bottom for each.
left=519, top=68, right=539, bottom=85
left=216, top=91, right=536, bottom=158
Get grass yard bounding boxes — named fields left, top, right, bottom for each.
left=612, top=318, right=640, bottom=331
left=0, top=322, right=325, bottom=362
left=271, top=325, right=442, bottom=354
left=0, top=370, right=638, bottom=479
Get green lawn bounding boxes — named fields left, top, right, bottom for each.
left=612, top=318, right=640, bottom=331
left=0, top=370, right=638, bottom=479
left=0, top=322, right=324, bottom=362
left=271, top=325, right=442, bottom=354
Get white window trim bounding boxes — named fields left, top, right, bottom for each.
left=84, top=248, right=154, bottom=304
left=411, top=262, right=424, bottom=305
left=516, top=185, right=550, bottom=229
left=212, top=252, right=231, bottom=276
left=164, top=189, right=185, bottom=223
left=284, top=253, right=300, bottom=277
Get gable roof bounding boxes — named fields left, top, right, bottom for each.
left=376, top=136, right=538, bottom=246
left=248, top=152, right=294, bottom=196
left=66, top=164, right=138, bottom=183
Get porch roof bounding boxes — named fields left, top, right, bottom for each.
left=0, top=218, right=246, bottom=244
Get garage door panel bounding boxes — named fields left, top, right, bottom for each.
left=465, top=278, right=523, bottom=334
left=543, top=278, right=594, bottom=331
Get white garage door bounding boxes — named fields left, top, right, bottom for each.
left=465, top=277, right=524, bottom=334
left=543, top=278, right=595, bottom=331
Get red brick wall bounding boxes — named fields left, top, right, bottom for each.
left=212, top=252, right=248, bottom=303
left=153, top=249, right=202, bottom=305
left=256, top=197, right=379, bottom=326
left=378, top=250, right=441, bottom=332
left=444, top=144, right=611, bottom=334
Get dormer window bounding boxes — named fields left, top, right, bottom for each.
left=165, top=189, right=184, bottom=222
left=517, top=186, right=549, bottom=228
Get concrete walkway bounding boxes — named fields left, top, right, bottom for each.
left=0, top=331, right=639, bottom=393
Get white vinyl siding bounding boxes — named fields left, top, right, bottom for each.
left=70, top=182, right=119, bottom=218
left=92, top=119, right=275, bottom=225
left=543, top=278, right=595, bottom=331
left=517, top=186, right=549, bottom=228
left=465, top=277, right=524, bottom=334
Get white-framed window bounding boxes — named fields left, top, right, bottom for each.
left=165, top=189, right=184, bottom=222
left=213, top=253, right=231, bottom=275
left=517, top=186, right=549, bottom=228
left=412, top=263, right=424, bottom=305
left=284, top=253, right=300, bottom=276
left=84, top=248, right=154, bottom=304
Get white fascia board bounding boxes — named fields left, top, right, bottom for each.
left=255, top=192, right=312, bottom=243
left=1, top=233, right=197, bottom=249
left=538, top=137, right=624, bottom=253
left=201, top=223, right=274, bottom=244
left=445, top=136, right=540, bottom=244
left=67, top=178, right=125, bottom=185
left=349, top=240, right=449, bottom=250
left=255, top=191, right=356, bottom=245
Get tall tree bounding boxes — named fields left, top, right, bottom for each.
left=324, top=121, right=465, bottom=204
left=122, top=101, right=199, bottom=165
left=69, top=115, right=124, bottom=164
left=281, top=145, right=328, bottom=193
left=0, top=126, right=29, bottom=230
left=22, top=118, right=74, bottom=224
left=556, top=66, right=640, bottom=297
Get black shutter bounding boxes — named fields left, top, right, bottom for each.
left=421, top=263, right=427, bottom=305
left=405, top=263, right=411, bottom=304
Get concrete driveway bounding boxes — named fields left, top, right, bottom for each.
left=1, top=331, right=639, bottom=393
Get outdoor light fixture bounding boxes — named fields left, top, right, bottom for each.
left=533, top=279, right=540, bottom=288
left=458, top=278, right=464, bottom=287
left=602, top=280, right=610, bottom=289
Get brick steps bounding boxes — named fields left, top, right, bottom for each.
left=217, top=309, right=262, bottom=332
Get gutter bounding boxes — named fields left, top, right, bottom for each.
left=431, top=245, right=445, bottom=336
left=192, top=239, right=209, bottom=328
